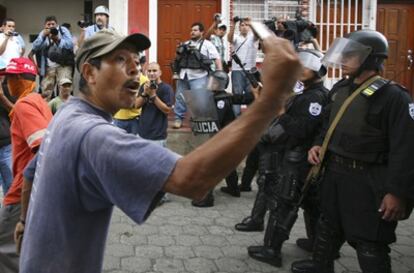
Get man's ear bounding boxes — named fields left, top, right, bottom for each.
left=81, top=62, right=97, bottom=85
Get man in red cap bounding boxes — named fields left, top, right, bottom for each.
left=0, top=57, right=52, bottom=273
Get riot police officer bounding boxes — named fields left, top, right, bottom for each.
left=184, top=71, right=256, bottom=207
left=291, top=30, right=414, bottom=273
left=238, top=49, right=329, bottom=267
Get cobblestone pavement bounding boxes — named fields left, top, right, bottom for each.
left=103, top=183, right=414, bottom=273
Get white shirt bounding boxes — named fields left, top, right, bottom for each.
left=231, top=32, right=258, bottom=71
left=179, top=39, right=220, bottom=80
left=0, top=33, right=24, bottom=64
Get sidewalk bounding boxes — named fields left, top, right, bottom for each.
left=103, top=185, right=414, bottom=273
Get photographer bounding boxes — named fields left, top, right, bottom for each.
left=205, top=14, right=229, bottom=73
left=0, top=18, right=25, bottom=65
left=32, top=16, right=74, bottom=101
left=273, top=17, right=319, bottom=49
left=172, top=22, right=222, bottom=129
left=136, top=62, right=173, bottom=147
left=78, top=5, right=113, bottom=47
left=228, top=17, right=258, bottom=116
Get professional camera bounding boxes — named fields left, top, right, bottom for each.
left=176, top=43, right=198, bottom=56
left=149, top=80, right=158, bottom=90
left=49, top=27, right=59, bottom=36
left=214, top=13, right=222, bottom=23
left=281, top=18, right=318, bottom=43
left=77, top=20, right=93, bottom=29
left=233, top=16, right=240, bottom=23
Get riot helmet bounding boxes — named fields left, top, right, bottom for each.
left=207, top=70, right=229, bottom=91
left=322, top=30, right=388, bottom=74
left=94, top=5, right=110, bottom=17
left=298, top=49, right=327, bottom=78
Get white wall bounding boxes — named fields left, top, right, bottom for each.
left=109, top=0, right=128, bottom=35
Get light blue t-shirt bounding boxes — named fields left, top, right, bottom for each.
left=84, top=24, right=114, bottom=40
left=20, top=97, right=180, bottom=273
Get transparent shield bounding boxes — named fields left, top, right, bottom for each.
left=322, top=37, right=372, bottom=69
left=298, top=51, right=322, bottom=72
left=183, top=88, right=218, bottom=121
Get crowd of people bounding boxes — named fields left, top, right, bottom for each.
left=0, top=5, right=413, bottom=273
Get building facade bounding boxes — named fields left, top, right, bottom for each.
left=0, top=0, right=412, bottom=92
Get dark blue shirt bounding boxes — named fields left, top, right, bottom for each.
left=138, top=82, right=174, bottom=140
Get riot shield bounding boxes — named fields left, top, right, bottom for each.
left=183, top=88, right=220, bottom=135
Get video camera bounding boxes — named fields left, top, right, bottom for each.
left=176, top=43, right=197, bottom=55
left=263, top=17, right=318, bottom=44
left=77, top=20, right=93, bottom=29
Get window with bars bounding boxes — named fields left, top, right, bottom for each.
left=231, top=0, right=304, bottom=60
left=232, top=0, right=302, bottom=21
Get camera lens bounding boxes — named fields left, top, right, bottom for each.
left=50, top=28, right=59, bottom=36
left=150, top=80, right=158, bottom=90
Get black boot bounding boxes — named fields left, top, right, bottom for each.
left=356, top=243, right=391, bottom=273
left=235, top=176, right=267, bottom=231
left=221, top=170, right=240, bottom=197
left=235, top=216, right=264, bottom=232
left=291, top=218, right=338, bottom=273
left=239, top=146, right=259, bottom=191
left=192, top=191, right=214, bottom=207
left=248, top=211, right=287, bottom=267
left=296, top=210, right=318, bottom=252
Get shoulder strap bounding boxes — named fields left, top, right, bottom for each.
left=307, top=75, right=383, bottom=180
left=198, top=39, right=205, bottom=51
left=234, top=36, right=248, bottom=53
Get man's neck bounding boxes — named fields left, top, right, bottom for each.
left=60, top=94, right=70, bottom=101
left=191, top=37, right=202, bottom=42
left=353, top=70, right=378, bottom=85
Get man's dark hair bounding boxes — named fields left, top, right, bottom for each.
left=2, top=18, right=15, bottom=26
left=79, top=57, right=102, bottom=94
left=191, top=22, right=204, bottom=32
left=45, top=16, right=57, bottom=23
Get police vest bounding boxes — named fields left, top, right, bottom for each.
left=328, top=79, right=389, bottom=163
left=178, top=40, right=212, bottom=70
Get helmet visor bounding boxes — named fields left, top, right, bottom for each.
left=298, top=51, right=322, bottom=72
left=322, top=37, right=372, bottom=69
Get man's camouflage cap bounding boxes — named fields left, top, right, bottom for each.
left=76, top=29, right=151, bottom=72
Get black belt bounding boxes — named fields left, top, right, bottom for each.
left=329, top=154, right=370, bottom=170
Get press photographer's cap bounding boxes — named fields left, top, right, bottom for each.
left=76, top=29, right=151, bottom=72
left=2, top=58, right=38, bottom=76
left=59, top=78, right=72, bottom=86
left=218, top=23, right=227, bottom=30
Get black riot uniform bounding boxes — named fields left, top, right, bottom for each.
left=245, top=80, right=328, bottom=267
left=188, top=71, right=254, bottom=207
left=291, top=30, right=414, bottom=273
